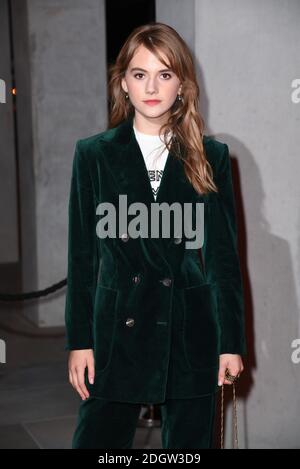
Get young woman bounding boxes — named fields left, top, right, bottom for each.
left=65, top=22, right=247, bottom=449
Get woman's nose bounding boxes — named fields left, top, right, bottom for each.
left=145, top=78, right=158, bottom=94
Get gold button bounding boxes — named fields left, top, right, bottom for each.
left=161, top=278, right=172, bottom=287
left=125, top=318, right=135, bottom=327
left=132, top=274, right=141, bottom=284
left=121, top=233, right=130, bottom=242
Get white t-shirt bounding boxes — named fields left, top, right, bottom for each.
left=133, top=125, right=172, bottom=200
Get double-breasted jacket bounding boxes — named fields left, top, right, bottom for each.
left=64, top=113, right=247, bottom=404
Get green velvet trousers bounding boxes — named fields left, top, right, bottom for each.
left=72, top=392, right=217, bottom=449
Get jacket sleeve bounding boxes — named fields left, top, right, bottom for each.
left=64, top=140, right=99, bottom=350
left=213, top=143, right=247, bottom=356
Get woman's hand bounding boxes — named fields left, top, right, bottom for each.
left=218, top=353, right=244, bottom=386
left=68, top=349, right=95, bottom=400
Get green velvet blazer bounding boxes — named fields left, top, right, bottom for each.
left=64, top=113, right=247, bottom=404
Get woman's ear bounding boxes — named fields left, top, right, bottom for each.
left=121, top=77, right=128, bottom=94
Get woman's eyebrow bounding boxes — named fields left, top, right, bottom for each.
left=129, top=67, right=172, bottom=73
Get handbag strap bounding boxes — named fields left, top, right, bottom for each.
left=220, top=382, right=239, bottom=449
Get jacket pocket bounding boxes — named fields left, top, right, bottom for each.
left=182, top=283, right=220, bottom=370
left=93, top=285, right=119, bottom=373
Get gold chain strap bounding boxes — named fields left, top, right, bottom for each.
left=220, top=381, right=239, bottom=449
left=220, top=383, right=224, bottom=448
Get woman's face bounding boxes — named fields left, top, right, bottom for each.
left=121, top=45, right=182, bottom=122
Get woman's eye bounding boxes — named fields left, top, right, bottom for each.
left=133, top=73, right=172, bottom=79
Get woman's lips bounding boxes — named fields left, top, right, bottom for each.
left=143, top=100, right=161, bottom=106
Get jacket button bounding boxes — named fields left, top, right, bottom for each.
left=121, top=233, right=129, bottom=242
left=125, top=318, right=135, bottom=327
left=160, top=278, right=172, bottom=287
left=174, top=237, right=182, bottom=244
left=132, top=274, right=141, bottom=284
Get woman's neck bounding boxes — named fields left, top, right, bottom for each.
left=133, top=114, right=169, bottom=136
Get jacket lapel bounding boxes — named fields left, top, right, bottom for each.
left=100, top=114, right=206, bottom=264
left=105, top=113, right=199, bottom=207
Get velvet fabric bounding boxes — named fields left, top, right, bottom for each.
left=72, top=393, right=216, bottom=449
left=64, top=113, right=247, bottom=403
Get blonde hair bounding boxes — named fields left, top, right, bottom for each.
left=107, top=22, right=218, bottom=195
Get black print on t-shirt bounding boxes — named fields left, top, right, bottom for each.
left=148, top=169, right=164, bottom=182
left=148, top=169, right=164, bottom=196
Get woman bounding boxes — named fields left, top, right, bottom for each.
left=65, top=22, right=247, bottom=449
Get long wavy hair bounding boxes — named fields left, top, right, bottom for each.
left=107, top=22, right=218, bottom=195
